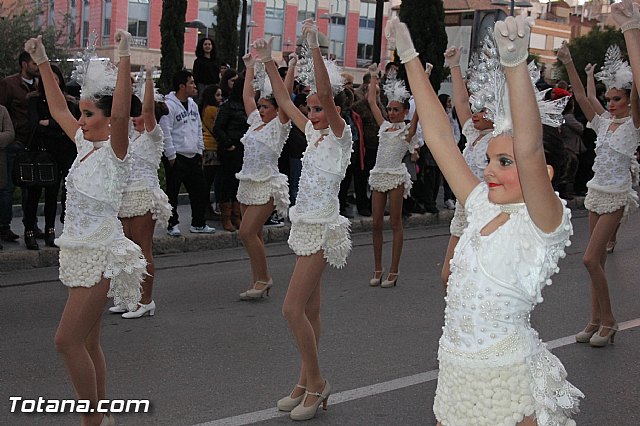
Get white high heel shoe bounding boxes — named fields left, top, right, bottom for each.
left=108, top=305, right=126, bottom=314
left=277, top=384, right=306, bottom=412
left=290, top=380, right=331, bottom=421
left=239, top=278, right=273, bottom=300
left=122, top=301, right=156, bottom=319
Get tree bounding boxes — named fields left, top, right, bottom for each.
left=0, top=3, right=72, bottom=79
left=159, top=0, right=187, bottom=94
left=214, top=0, right=240, bottom=70
left=554, top=26, right=626, bottom=85
left=399, top=0, right=448, bottom=93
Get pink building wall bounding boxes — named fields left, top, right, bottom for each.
left=344, top=11, right=359, bottom=68
left=148, top=0, right=163, bottom=50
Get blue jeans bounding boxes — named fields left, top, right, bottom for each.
left=0, top=142, right=24, bottom=229
left=289, top=157, right=303, bottom=206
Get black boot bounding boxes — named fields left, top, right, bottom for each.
left=24, top=230, right=39, bottom=250
left=44, top=228, right=58, bottom=248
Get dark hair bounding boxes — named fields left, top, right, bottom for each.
left=94, top=94, right=142, bottom=118
left=172, top=70, right=194, bottom=92
left=40, top=64, right=66, bottom=96
left=293, top=93, right=307, bottom=108
left=278, top=66, right=288, bottom=79
left=260, top=96, right=278, bottom=109
left=154, top=101, right=169, bottom=122
left=228, top=77, right=245, bottom=103
left=18, top=51, right=31, bottom=68
left=195, top=37, right=216, bottom=60
left=220, top=68, right=238, bottom=99
left=385, top=62, right=399, bottom=73
left=199, top=84, right=221, bottom=115
left=438, top=94, right=450, bottom=110
left=333, top=91, right=347, bottom=110
left=362, top=73, right=371, bottom=84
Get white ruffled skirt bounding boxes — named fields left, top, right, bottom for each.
left=288, top=216, right=351, bottom=268
left=584, top=187, right=638, bottom=218
left=434, top=349, right=583, bottom=426
left=118, top=187, right=172, bottom=229
left=368, top=170, right=412, bottom=198
left=236, top=174, right=290, bottom=218
left=58, top=238, right=146, bottom=311
left=450, top=201, right=468, bottom=237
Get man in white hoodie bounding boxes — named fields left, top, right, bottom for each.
left=160, top=70, right=215, bottom=235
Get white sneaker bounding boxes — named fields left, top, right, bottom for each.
left=445, top=199, right=456, bottom=210
left=167, top=225, right=182, bottom=237
left=190, top=224, right=216, bottom=233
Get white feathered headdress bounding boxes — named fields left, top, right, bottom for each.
left=528, top=61, right=569, bottom=128
left=295, top=43, right=344, bottom=96
left=71, top=32, right=118, bottom=102
left=252, top=62, right=273, bottom=99
left=383, top=70, right=410, bottom=104
left=595, top=45, right=633, bottom=91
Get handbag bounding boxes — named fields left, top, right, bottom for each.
left=11, top=126, right=58, bottom=187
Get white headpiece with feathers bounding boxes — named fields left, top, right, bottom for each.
left=71, top=32, right=118, bottom=102
left=595, top=45, right=633, bottom=91
left=295, top=44, right=344, bottom=96
left=383, top=71, right=410, bottom=104
left=528, top=61, right=569, bottom=128
left=252, top=62, right=273, bottom=99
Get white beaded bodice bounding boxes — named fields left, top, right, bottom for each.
left=126, top=125, right=164, bottom=190
left=290, top=121, right=352, bottom=223
left=370, top=121, right=413, bottom=174
left=588, top=114, right=640, bottom=193
left=57, top=129, right=130, bottom=247
left=461, top=118, right=493, bottom=180
left=441, top=183, right=572, bottom=366
left=237, top=110, right=291, bottom=182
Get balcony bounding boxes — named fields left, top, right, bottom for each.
left=131, top=36, right=148, bottom=47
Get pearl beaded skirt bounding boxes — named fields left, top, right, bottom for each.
left=58, top=238, right=146, bottom=311
left=236, top=175, right=290, bottom=218
left=368, top=170, right=412, bottom=198
left=450, top=202, right=468, bottom=237
left=584, top=187, right=638, bottom=217
left=118, top=188, right=172, bottom=229
left=288, top=215, right=351, bottom=268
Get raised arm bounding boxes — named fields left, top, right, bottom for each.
left=304, top=19, right=345, bottom=137
left=242, top=53, right=257, bottom=117
left=632, top=81, right=640, bottom=126
left=24, top=36, right=78, bottom=140
left=584, top=63, right=606, bottom=116
left=611, top=0, right=640, bottom=128
left=386, top=18, right=478, bottom=205
left=557, top=43, right=595, bottom=122
left=444, top=46, right=472, bottom=125
left=495, top=16, right=563, bottom=232
left=142, top=65, right=157, bottom=132
left=367, top=63, right=385, bottom=126
left=110, top=30, right=132, bottom=160
left=278, top=53, right=298, bottom=123
left=253, top=37, right=308, bottom=131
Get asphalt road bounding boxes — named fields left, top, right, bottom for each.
left=2, top=211, right=640, bottom=426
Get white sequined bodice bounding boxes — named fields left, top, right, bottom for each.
left=237, top=110, right=291, bottom=181
left=441, top=183, right=572, bottom=366
left=588, top=114, right=640, bottom=193
left=461, top=118, right=492, bottom=180
left=58, top=129, right=130, bottom=247
left=370, top=121, right=413, bottom=174
left=291, top=121, right=352, bottom=222
left=126, top=125, right=164, bottom=190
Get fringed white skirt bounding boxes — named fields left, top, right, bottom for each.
left=58, top=238, right=146, bottom=311
left=584, top=187, right=638, bottom=218
left=434, top=349, right=583, bottom=426
left=288, top=215, right=351, bottom=268
left=368, top=170, right=412, bottom=198
left=118, top=187, right=172, bottom=229
left=236, top=174, right=290, bottom=218
left=450, top=201, right=468, bottom=237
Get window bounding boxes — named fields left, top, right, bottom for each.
left=265, top=0, right=285, bottom=19
left=128, top=19, right=148, bottom=38
left=329, top=0, right=347, bottom=25
left=128, top=0, right=149, bottom=3
left=199, top=0, right=216, bottom=11
left=265, top=32, right=282, bottom=51
left=103, top=19, right=111, bottom=36
left=82, top=21, right=90, bottom=47
left=357, top=43, right=373, bottom=63
left=359, top=1, right=375, bottom=29
left=298, top=0, right=316, bottom=21
left=330, top=40, right=344, bottom=59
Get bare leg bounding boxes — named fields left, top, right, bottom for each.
left=126, top=213, right=156, bottom=305
left=282, top=252, right=327, bottom=406
left=518, top=416, right=538, bottom=426
left=441, top=235, right=460, bottom=289
left=583, top=209, right=624, bottom=334
left=387, top=185, right=405, bottom=276
left=371, top=190, right=387, bottom=274
left=54, top=277, right=110, bottom=426
left=238, top=202, right=275, bottom=290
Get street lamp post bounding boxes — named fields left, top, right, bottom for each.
left=245, top=21, right=258, bottom=54
left=491, top=0, right=533, bottom=16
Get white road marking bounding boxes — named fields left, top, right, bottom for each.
left=194, top=319, right=640, bottom=426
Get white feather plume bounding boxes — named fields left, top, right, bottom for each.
left=595, top=45, right=633, bottom=91
left=383, top=71, right=410, bottom=104
left=295, top=43, right=344, bottom=96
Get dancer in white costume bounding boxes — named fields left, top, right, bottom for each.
left=25, top=31, right=143, bottom=426
left=387, top=15, right=583, bottom=425
left=236, top=53, right=293, bottom=300
left=111, top=66, right=172, bottom=319
left=559, top=0, right=640, bottom=347
left=365, top=63, right=417, bottom=288
left=254, top=19, right=351, bottom=420
left=440, top=43, right=495, bottom=287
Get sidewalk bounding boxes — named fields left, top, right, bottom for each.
left=0, top=196, right=585, bottom=271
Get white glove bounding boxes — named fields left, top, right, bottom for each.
left=425, top=62, right=433, bottom=76
left=24, top=36, right=48, bottom=65
left=252, top=38, right=274, bottom=63
left=115, top=30, right=131, bottom=57
left=444, top=47, right=462, bottom=68
left=288, top=52, right=298, bottom=68
left=556, top=42, right=572, bottom=65
left=242, top=53, right=255, bottom=69
left=612, top=0, right=640, bottom=32
left=385, top=17, right=418, bottom=64
left=302, top=19, right=319, bottom=49
left=367, top=63, right=379, bottom=77
left=493, top=15, right=535, bottom=67
left=584, top=63, right=596, bottom=76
